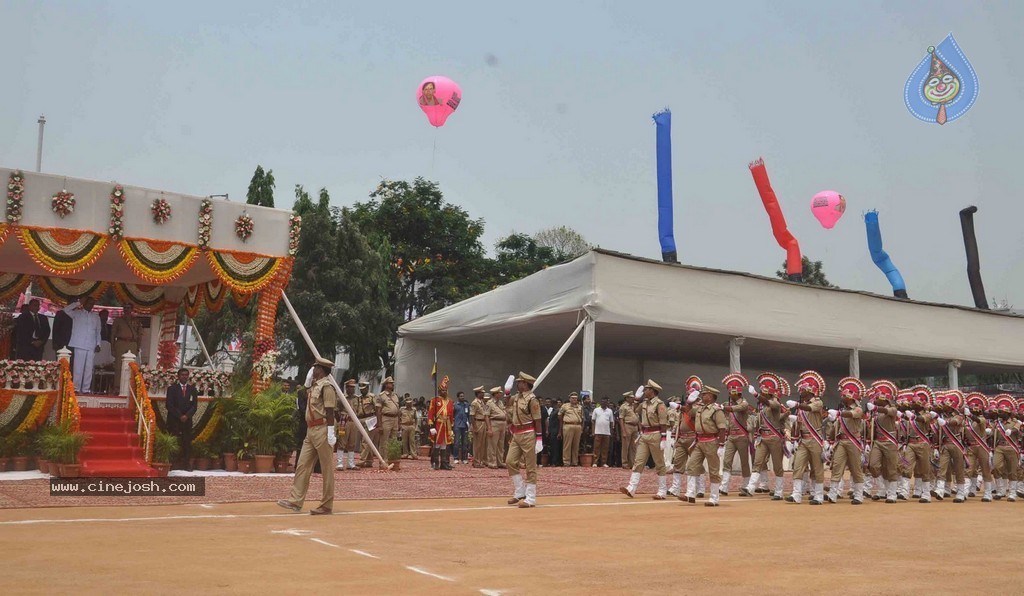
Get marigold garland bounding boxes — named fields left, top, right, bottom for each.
left=36, top=277, right=108, bottom=305
left=197, top=199, right=213, bottom=249
left=288, top=214, right=301, bottom=255
left=109, top=184, right=125, bottom=240
left=58, top=359, right=81, bottom=433
left=0, top=272, right=32, bottom=303
left=112, top=283, right=165, bottom=313
left=7, top=170, right=25, bottom=224
left=51, top=189, right=76, bottom=218
left=129, top=361, right=157, bottom=464
left=11, top=392, right=58, bottom=433
left=206, top=249, right=284, bottom=293
left=157, top=340, right=178, bottom=370
left=17, top=226, right=108, bottom=276
left=151, top=197, right=172, bottom=225
left=194, top=406, right=222, bottom=444
left=117, top=237, right=199, bottom=284
left=183, top=284, right=203, bottom=318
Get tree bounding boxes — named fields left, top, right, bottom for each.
left=246, top=165, right=276, bottom=208
left=491, top=233, right=562, bottom=286
left=776, top=256, right=836, bottom=288
left=534, top=225, right=590, bottom=259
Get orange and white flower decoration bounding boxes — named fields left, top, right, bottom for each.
left=235, top=213, right=254, bottom=241
left=51, top=189, right=75, bottom=218
left=150, top=197, right=172, bottom=225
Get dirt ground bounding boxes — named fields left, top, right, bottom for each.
left=2, top=493, right=1022, bottom=595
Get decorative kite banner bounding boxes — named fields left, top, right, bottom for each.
left=118, top=238, right=199, bottom=284
left=748, top=158, right=802, bottom=281
left=113, top=283, right=166, bottom=313
left=904, top=33, right=979, bottom=125
left=864, top=211, right=908, bottom=299
left=959, top=206, right=988, bottom=309
left=37, top=277, right=108, bottom=305
left=207, top=250, right=285, bottom=293
left=183, top=283, right=203, bottom=318
left=653, top=109, right=678, bottom=264
left=17, top=227, right=108, bottom=276
left=0, top=272, right=32, bottom=303
left=202, top=279, right=228, bottom=313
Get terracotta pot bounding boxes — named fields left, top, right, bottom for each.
left=151, top=463, right=171, bottom=477
left=195, top=457, right=210, bottom=471
left=0, top=457, right=8, bottom=472
left=253, top=455, right=274, bottom=473
left=540, top=454, right=550, bottom=466
left=59, top=463, right=82, bottom=478
left=237, top=459, right=254, bottom=474
left=222, top=453, right=238, bottom=472
left=579, top=453, right=595, bottom=467
left=274, top=460, right=290, bottom=473
left=48, top=462, right=60, bottom=476
left=37, top=457, right=48, bottom=473
left=209, top=457, right=222, bottom=470
left=418, top=445, right=431, bottom=457
left=10, top=456, right=29, bottom=472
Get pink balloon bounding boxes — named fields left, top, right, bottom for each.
left=810, top=190, right=846, bottom=229
left=416, top=76, right=462, bottom=127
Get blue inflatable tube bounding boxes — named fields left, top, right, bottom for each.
left=864, top=210, right=908, bottom=298
left=653, top=109, right=677, bottom=263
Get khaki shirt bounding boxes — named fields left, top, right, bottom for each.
left=693, top=403, right=728, bottom=435
left=833, top=404, right=864, bottom=440
left=559, top=403, right=583, bottom=425
left=873, top=406, right=898, bottom=438
left=307, top=377, right=337, bottom=424
left=470, top=398, right=489, bottom=422
left=509, top=391, right=541, bottom=426
left=906, top=411, right=936, bottom=440
left=755, top=398, right=785, bottom=433
left=940, top=414, right=965, bottom=444
left=639, top=397, right=667, bottom=429
left=357, top=393, right=376, bottom=417
left=400, top=407, right=417, bottom=426
left=965, top=417, right=988, bottom=446
left=488, top=400, right=507, bottom=422
left=795, top=398, right=823, bottom=438
left=619, top=402, right=639, bottom=426
left=111, top=316, right=140, bottom=343
left=667, top=408, right=679, bottom=427
left=994, top=419, right=1020, bottom=447
left=725, top=398, right=750, bottom=432
left=377, top=391, right=401, bottom=417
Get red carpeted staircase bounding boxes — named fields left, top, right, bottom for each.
left=78, top=407, right=159, bottom=477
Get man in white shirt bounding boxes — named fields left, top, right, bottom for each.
left=63, top=298, right=102, bottom=393
left=592, top=397, right=615, bottom=467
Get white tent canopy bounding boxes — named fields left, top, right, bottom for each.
left=396, top=249, right=1024, bottom=401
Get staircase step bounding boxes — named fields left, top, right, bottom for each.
left=80, top=445, right=145, bottom=461
left=81, top=460, right=159, bottom=478
left=82, top=431, right=141, bottom=447
left=80, top=419, right=136, bottom=433
left=80, top=407, right=131, bottom=420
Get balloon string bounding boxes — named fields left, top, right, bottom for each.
left=431, top=131, right=437, bottom=179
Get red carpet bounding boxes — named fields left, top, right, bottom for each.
left=78, top=408, right=158, bottom=478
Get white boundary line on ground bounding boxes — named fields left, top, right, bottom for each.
left=0, top=497, right=748, bottom=526
left=405, top=566, right=454, bottom=582
left=349, top=549, right=380, bottom=559
left=310, top=538, right=340, bottom=548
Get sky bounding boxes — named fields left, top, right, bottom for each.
left=2, top=0, right=1022, bottom=308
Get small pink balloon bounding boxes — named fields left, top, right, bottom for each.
left=416, top=76, right=462, bottom=127
left=810, top=190, right=846, bottom=229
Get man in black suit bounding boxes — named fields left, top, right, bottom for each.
left=166, top=368, right=198, bottom=471
left=52, top=309, right=73, bottom=353
left=15, top=300, right=50, bottom=361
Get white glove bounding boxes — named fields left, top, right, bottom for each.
left=985, top=428, right=992, bottom=435
left=327, top=425, right=337, bottom=447
left=932, top=449, right=940, bottom=460
left=787, top=414, right=797, bottom=423
left=827, top=409, right=838, bottom=421
left=864, top=443, right=872, bottom=456
left=866, top=402, right=876, bottom=411
left=930, top=411, right=939, bottom=418
left=687, top=391, right=700, bottom=404
left=747, top=385, right=757, bottom=396
left=669, top=402, right=681, bottom=410
left=429, top=428, right=437, bottom=436
left=896, top=411, right=904, bottom=419
left=785, top=400, right=798, bottom=409
left=660, top=439, right=667, bottom=451
left=634, top=385, right=644, bottom=399
left=786, top=441, right=797, bottom=454
left=963, top=407, right=971, bottom=416
left=937, top=417, right=947, bottom=427
left=717, top=446, right=725, bottom=460
left=535, top=437, right=543, bottom=453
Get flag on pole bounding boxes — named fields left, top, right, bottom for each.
left=431, top=348, right=438, bottom=396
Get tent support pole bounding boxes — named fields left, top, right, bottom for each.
left=581, top=319, right=596, bottom=393
left=948, top=360, right=961, bottom=390
left=534, top=317, right=588, bottom=391
left=280, top=290, right=390, bottom=468
left=187, top=317, right=216, bottom=371
left=728, top=337, right=745, bottom=373
left=849, top=348, right=860, bottom=378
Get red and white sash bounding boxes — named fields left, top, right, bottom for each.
left=938, top=424, right=967, bottom=458
left=874, top=421, right=899, bottom=445
left=996, top=421, right=1021, bottom=455
left=965, top=421, right=992, bottom=454
left=797, top=409, right=825, bottom=448
left=838, top=414, right=864, bottom=453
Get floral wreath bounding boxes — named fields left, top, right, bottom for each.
left=235, top=213, right=254, bottom=241
left=288, top=214, right=301, bottom=256
left=52, top=189, right=75, bottom=218
left=109, top=184, right=125, bottom=239
left=253, top=349, right=280, bottom=382
left=198, top=198, right=213, bottom=249
left=151, top=197, right=172, bottom=225
left=7, top=170, right=25, bottom=224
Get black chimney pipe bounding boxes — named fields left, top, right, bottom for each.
left=958, top=206, right=989, bottom=309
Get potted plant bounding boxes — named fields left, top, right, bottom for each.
left=247, top=384, right=295, bottom=473
left=42, top=421, right=89, bottom=478
left=152, top=431, right=180, bottom=477
left=37, top=424, right=64, bottom=476
left=192, top=441, right=213, bottom=471
left=579, top=452, right=595, bottom=467
left=385, top=437, right=403, bottom=471
left=236, top=445, right=254, bottom=473
left=7, top=431, right=31, bottom=471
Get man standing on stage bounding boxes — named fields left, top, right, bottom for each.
left=63, top=298, right=102, bottom=393
left=278, top=357, right=337, bottom=515
left=786, top=371, right=827, bottom=505
left=15, top=298, right=49, bottom=361
left=826, top=377, right=867, bottom=505
left=720, top=373, right=752, bottom=497
left=620, top=380, right=669, bottom=500
left=428, top=377, right=455, bottom=470
left=166, top=368, right=199, bottom=471
left=505, top=372, right=542, bottom=508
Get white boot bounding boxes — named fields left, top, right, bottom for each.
left=522, top=483, right=537, bottom=507
left=982, top=481, right=993, bottom=502
left=885, top=480, right=898, bottom=503
left=898, top=477, right=910, bottom=499
left=911, top=479, right=920, bottom=499
left=621, top=472, right=641, bottom=498
left=827, top=483, right=839, bottom=504
left=697, top=475, right=706, bottom=497
left=773, top=477, right=785, bottom=500
left=918, top=481, right=931, bottom=503
left=787, top=479, right=803, bottom=503
left=934, top=479, right=945, bottom=501
left=655, top=476, right=667, bottom=499
left=852, top=482, right=864, bottom=505
left=1009, top=481, right=1018, bottom=502
left=707, top=483, right=721, bottom=506
left=684, top=476, right=697, bottom=501
left=872, top=476, right=884, bottom=500
left=758, top=474, right=769, bottom=491
left=802, top=472, right=811, bottom=494
left=335, top=452, right=345, bottom=470
left=720, top=471, right=731, bottom=495
left=511, top=474, right=526, bottom=501
left=348, top=452, right=357, bottom=469
left=742, top=472, right=759, bottom=496
left=863, top=475, right=873, bottom=493
left=669, top=473, right=682, bottom=497
left=811, top=482, right=824, bottom=505
left=954, top=481, right=968, bottom=503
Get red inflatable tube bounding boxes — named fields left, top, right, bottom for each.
left=749, top=158, right=802, bottom=280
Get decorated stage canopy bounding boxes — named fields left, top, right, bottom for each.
left=1, top=167, right=298, bottom=389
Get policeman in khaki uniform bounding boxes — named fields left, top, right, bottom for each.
left=668, top=386, right=700, bottom=498
left=376, top=377, right=401, bottom=460
left=400, top=397, right=418, bottom=459
left=505, top=372, right=543, bottom=508
left=469, top=387, right=491, bottom=467
left=719, top=373, right=753, bottom=496
left=338, top=379, right=361, bottom=470
left=278, top=357, right=337, bottom=515
left=618, top=392, right=639, bottom=468
left=962, top=393, right=994, bottom=501
left=825, top=377, right=867, bottom=504
left=742, top=373, right=788, bottom=500
left=991, top=395, right=1021, bottom=502
left=785, top=371, right=827, bottom=505
left=865, top=380, right=901, bottom=503
left=684, top=386, right=729, bottom=506
left=487, top=387, right=507, bottom=468
left=934, top=391, right=968, bottom=502
left=357, top=382, right=380, bottom=467
left=620, top=380, right=669, bottom=500
left=902, top=386, right=939, bottom=503
left=559, top=392, right=584, bottom=466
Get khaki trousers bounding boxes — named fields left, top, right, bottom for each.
left=631, top=431, right=666, bottom=475
left=487, top=420, right=506, bottom=466
left=905, top=441, right=934, bottom=481
left=967, top=445, right=993, bottom=482
left=937, top=443, right=965, bottom=484
left=562, top=424, right=582, bottom=465
left=593, top=433, right=609, bottom=466
left=401, top=425, right=416, bottom=457
left=472, top=421, right=489, bottom=465
left=792, top=438, right=824, bottom=483
left=377, top=417, right=399, bottom=458
left=672, top=437, right=694, bottom=473
left=994, top=446, right=1019, bottom=479
left=868, top=440, right=900, bottom=481
left=621, top=425, right=638, bottom=467
left=341, top=418, right=361, bottom=452
left=285, top=425, right=334, bottom=511
left=360, top=419, right=380, bottom=462
left=506, top=431, right=538, bottom=483
left=686, top=441, right=722, bottom=483
left=753, top=436, right=785, bottom=477
left=723, top=435, right=750, bottom=476
left=831, top=439, right=865, bottom=484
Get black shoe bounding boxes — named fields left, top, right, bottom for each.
left=969, top=492, right=977, bottom=497
left=696, top=492, right=705, bottom=498
left=981, top=497, right=992, bottom=502
left=738, top=488, right=752, bottom=497
left=825, top=495, right=837, bottom=504
left=771, top=495, right=783, bottom=501
left=851, top=499, right=863, bottom=505
left=704, top=502, right=719, bottom=507
left=918, top=498, right=930, bottom=503
left=785, top=496, right=797, bottom=503
left=897, top=495, right=907, bottom=501
left=754, top=488, right=767, bottom=494
left=885, top=498, right=896, bottom=504
left=687, top=496, right=696, bottom=504
left=994, top=495, right=1003, bottom=500
left=871, top=495, right=881, bottom=502
left=809, top=499, right=822, bottom=505
left=953, top=498, right=965, bottom=503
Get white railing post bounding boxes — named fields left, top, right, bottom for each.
left=119, top=350, right=136, bottom=398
